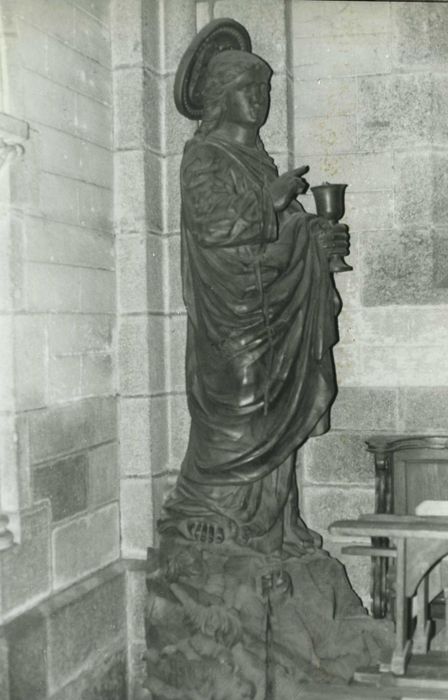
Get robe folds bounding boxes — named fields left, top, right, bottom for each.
left=149, top=135, right=395, bottom=694
left=160, top=133, right=341, bottom=547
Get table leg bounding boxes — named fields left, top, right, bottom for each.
left=413, top=575, right=431, bottom=654
left=440, top=558, right=448, bottom=652
left=390, top=538, right=412, bottom=675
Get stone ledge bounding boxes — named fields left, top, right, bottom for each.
left=0, top=112, right=29, bottom=144
left=1, top=558, right=145, bottom=627
left=0, top=559, right=145, bottom=700
left=49, top=645, right=127, bottom=700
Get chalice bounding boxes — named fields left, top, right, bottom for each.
left=311, top=182, right=352, bottom=273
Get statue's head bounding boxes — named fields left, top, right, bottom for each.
left=199, top=50, right=272, bottom=136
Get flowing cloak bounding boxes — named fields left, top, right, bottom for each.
left=160, top=133, right=341, bottom=547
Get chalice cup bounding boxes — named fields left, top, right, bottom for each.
left=311, top=183, right=352, bottom=273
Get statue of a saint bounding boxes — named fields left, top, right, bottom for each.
left=145, top=21, right=391, bottom=699
left=159, top=47, right=349, bottom=554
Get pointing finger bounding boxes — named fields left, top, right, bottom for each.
left=293, top=165, right=310, bottom=177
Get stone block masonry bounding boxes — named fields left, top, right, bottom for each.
left=4, top=0, right=447, bottom=695
left=292, top=0, right=448, bottom=607
left=2, top=563, right=127, bottom=700
left=0, top=504, right=52, bottom=618
left=0, top=0, right=119, bottom=632
left=33, top=454, right=88, bottom=522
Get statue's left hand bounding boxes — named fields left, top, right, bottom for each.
left=315, top=220, right=350, bottom=259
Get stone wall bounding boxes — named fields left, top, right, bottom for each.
left=0, top=0, right=118, bottom=621
left=0, top=1, right=125, bottom=697
left=2, top=1, right=448, bottom=696
left=2, top=563, right=128, bottom=700
left=291, top=0, right=448, bottom=603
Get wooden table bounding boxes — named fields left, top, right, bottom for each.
left=330, top=513, right=448, bottom=676
left=358, top=436, right=448, bottom=619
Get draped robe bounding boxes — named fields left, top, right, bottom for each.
left=148, top=134, right=394, bottom=696
left=160, top=133, right=341, bottom=551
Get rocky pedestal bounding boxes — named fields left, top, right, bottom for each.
left=143, top=537, right=392, bottom=700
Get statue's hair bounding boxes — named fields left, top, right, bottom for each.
left=196, top=50, right=272, bottom=137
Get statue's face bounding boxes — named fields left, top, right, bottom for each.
left=224, top=71, right=270, bottom=128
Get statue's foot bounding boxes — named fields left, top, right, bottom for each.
left=187, top=519, right=226, bottom=544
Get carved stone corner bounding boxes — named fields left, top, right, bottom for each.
left=0, top=513, right=15, bottom=551
left=0, top=111, right=29, bottom=172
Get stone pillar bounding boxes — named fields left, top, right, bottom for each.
left=0, top=112, right=29, bottom=551
left=112, top=2, right=197, bottom=696
left=113, top=0, right=196, bottom=560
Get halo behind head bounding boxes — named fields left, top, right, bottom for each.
left=174, top=18, right=252, bottom=120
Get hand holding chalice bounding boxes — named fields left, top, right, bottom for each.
left=311, top=182, right=352, bottom=273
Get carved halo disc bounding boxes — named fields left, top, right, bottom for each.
left=173, top=18, right=252, bottom=120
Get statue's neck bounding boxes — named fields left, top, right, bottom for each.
left=212, top=122, right=258, bottom=147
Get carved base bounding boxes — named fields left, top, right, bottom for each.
left=143, top=538, right=393, bottom=700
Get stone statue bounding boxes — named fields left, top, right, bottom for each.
left=144, top=20, right=391, bottom=700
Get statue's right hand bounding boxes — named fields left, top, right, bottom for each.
left=268, top=165, right=309, bottom=211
